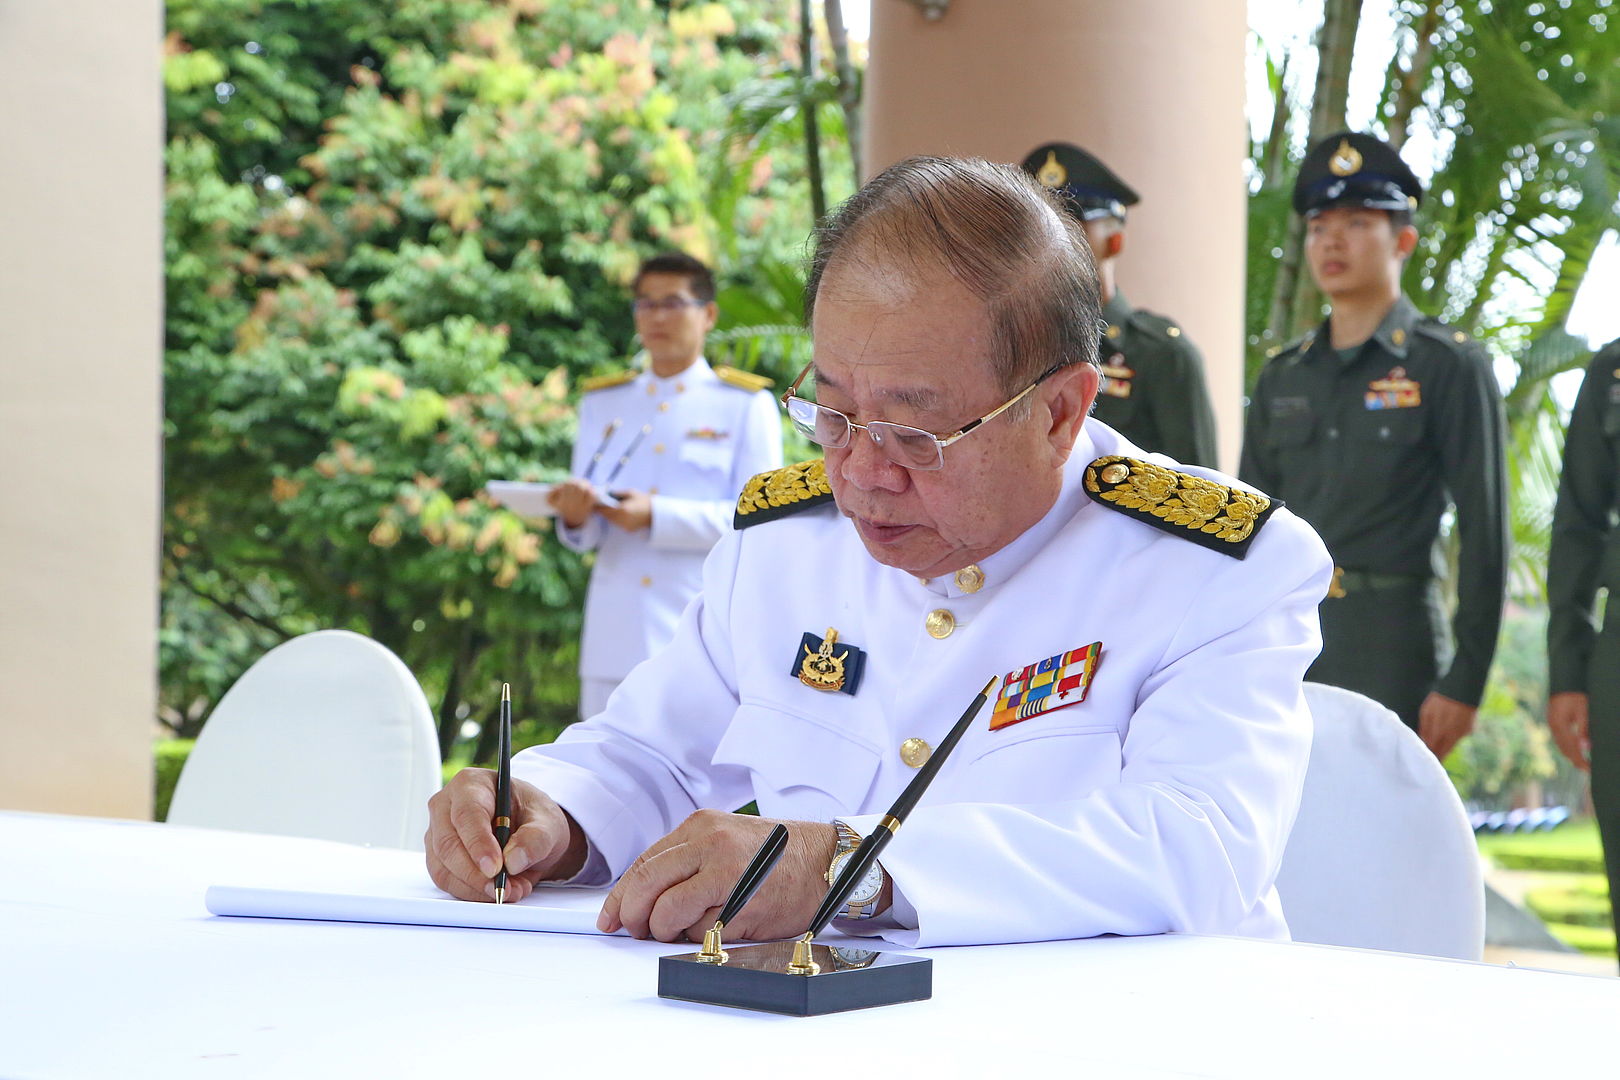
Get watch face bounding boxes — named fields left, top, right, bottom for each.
left=838, top=855, right=883, bottom=906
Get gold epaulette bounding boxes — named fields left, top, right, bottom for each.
left=1083, top=455, right=1279, bottom=560
left=714, top=365, right=774, bottom=393
left=734, top=459, right=834, bottom=528
left=579, top=369, right=637, bottom=393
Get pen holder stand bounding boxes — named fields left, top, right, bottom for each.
left=658, top=941, right=932, bottom=1016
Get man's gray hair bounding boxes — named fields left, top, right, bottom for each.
left=805, top=155, right=1102, bottom=394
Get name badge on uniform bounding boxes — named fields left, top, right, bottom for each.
left=990, top=642, right=1103, bottom=731
left=1365, top=366, right=1421, bottom=410
left=793, top=627, right=865, bottom=695
left=1099, top=360, right=1134, bottom=399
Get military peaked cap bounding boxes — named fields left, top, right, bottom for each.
left=1021, top=142, right=1139, bottom=222
left=1293, top=131, right=1422, bottom=217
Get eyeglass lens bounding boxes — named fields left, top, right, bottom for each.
left=633, top=296, right=702, bottom=313
left=785, top=397, right=943, bottom=470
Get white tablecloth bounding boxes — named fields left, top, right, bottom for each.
left=0, top=810, right=1612, bottom=1078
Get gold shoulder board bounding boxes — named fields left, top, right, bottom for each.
left=579, top=369, right=637, bottom=393
left=1083, top=455, right=1279, bottom=559
left=714, top=365, right=774, bottom=393
left=734, top=459, right=834, bottom=528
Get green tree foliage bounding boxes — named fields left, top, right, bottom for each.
left=161, top=0, right=844, bottom=755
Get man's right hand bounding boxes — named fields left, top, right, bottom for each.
left=547, top=477, right=599, bottom=529
left=425, top=769, right=588, bottom=903
left=1547, top=691, right=1591, bottom=772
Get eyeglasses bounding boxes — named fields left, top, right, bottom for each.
left=631, top=295, right=707, bottom=314
left=780, top=360, right=1071, bottom=472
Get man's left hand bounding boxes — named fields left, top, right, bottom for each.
left=598, top=489, right=653, bottom=533
left=1418, top=692, right=1477, bottom=760
left=597, top=810, right=836, bottom=943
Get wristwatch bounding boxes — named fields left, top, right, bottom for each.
left=826, top=820, right=886, bottom=920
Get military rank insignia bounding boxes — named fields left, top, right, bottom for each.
left=1099, top=360, right=1134, bottom=399
left=1365, top=366, right=1421, bottom=409
left=990, top=643, right=1103, bottom=730
left=793, top=627, right=865, bottom=695
left=1084, top=455, right=1279, bottom=559
left=685, top=427, right=730, bottom=440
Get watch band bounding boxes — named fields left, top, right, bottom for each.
left=828, top=820, right=885, bottom=920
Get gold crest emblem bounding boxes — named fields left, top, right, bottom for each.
left=1329, top=138, right=1363, bottom=177
left=799, top=627, right=849, bottom=692
left=1036, top=150, right=1067, bottom=189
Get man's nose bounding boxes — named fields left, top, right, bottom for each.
left=835, top=427, right=909, bottom=493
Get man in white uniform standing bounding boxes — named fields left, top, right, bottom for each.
left=548, top=253, right=782, bottom=719
left=432, top=159, right=1332, bottom=948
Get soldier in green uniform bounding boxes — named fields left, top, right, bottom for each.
left=1240, top=131, right=1507, bottom=759
left=1546, top=337, right=1620, bottom=957
left=1022, top=142, right=1218, bottom=466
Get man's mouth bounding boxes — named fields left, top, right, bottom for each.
left=850, top=513, right=918, bottom=544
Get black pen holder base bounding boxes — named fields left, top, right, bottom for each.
left=658, top=941, right=932, bottom=1016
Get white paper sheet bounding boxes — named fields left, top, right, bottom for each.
left=485, top=480, right=558, bottom=517
left=206, top=882, right=619, bottom=935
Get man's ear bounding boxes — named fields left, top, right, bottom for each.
left=1395, top=223, right=1419, bottom=259
left=1044, top=362, right=1098, bottom=461
left=1105, top=231, right=1126, bottom=259
left=703, top=301, right=719, bottom=331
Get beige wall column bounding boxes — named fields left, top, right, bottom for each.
left=866, top=0, right=1249, bottom=469
left=0, top=1, right=163, bottom=817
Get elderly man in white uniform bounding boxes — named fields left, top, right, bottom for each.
left=430, top=158, right=1332, bottom=948
left=549, top=253, right=782, bottom=719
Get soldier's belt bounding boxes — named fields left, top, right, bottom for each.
left=1327, top=566, right=1430, bottom=599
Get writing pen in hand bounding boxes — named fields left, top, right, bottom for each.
left=803, top=674, right=997, bottom=939
left=580, top=418, right=622, bottom=484
left=697, top=824, right=789, bottom=962
left=493, top=683, right=513, bottom=904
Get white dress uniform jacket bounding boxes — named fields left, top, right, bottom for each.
left=557, top=357, right=782, bottom=704
left=521, top=420, right=1332, bottom=947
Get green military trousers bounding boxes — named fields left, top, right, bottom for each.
left=1307, top=579, right=1446, bottom=731
left=1588, top=620, right=1620, bottom=956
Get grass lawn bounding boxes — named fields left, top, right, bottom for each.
left=1478, top=820, right=1615, bottom=959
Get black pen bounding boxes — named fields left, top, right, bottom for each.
left=580, top=418, right=621, bottom=484
left=802, top=674, right=998, bottom=941
left=493, top=683, right=512, bottom=904
left=696, top=824, right=790, bottom=963
left=602, top=423, right=652, bottom=487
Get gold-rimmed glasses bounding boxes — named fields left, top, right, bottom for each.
left=780, top=360, right=1071, bottom=472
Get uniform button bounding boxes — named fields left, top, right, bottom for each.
left=676, top=382, right=686, bottom=393
left=1166, top=326, right=1181, bottom=338
left=1327, top=427, right=1339, bottom=440
left=1379, top=426, right=1392, bottom=438
left=640, top=575, right=652, bottom=587
left=654, top=443, right=666, bottom=454
left=954, top=565, right=984, bottom=593
left=658, top=402, right=670, bottom=413
left=648, top=486, right=659, bottom=495
left=899, top=738, right=932, bottom=768
left=925, top=609, right=956, bottom=639
left=647, top=384, right=657, bottom=396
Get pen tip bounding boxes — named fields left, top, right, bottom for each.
left=495, top=887, right=506, bottom=905
left=501, top=683, right=510, bottom=702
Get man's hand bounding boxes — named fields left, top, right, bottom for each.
left=598, top=489, right=653, bottom=533
left=425, top=769, right=587, bottom=903
left=1547, top=691, right=1591, bottom=772
left=1418, top=692, right=1478, bottom=761
left=546, top=478, right=599, bottom=529
left=597, top=810, right=837, bottom=943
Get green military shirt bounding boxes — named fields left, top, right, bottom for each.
left=1239, top=294, right=1508, bottom=706
left=1094, top=291, right=1218, bottom=467
left=1547, top=339, right=1620, bottom=694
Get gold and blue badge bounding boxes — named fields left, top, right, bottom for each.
left=794, top=627, right=865, bottom=695
left=1365, top=366, right=1421, bottom=409
left=990, top=642, right=1102, bottom=730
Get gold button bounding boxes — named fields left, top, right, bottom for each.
left=899, top=738, right=932, bottom=768
left=647, top=384, right=657, bottom=396
left=640, top=575, right=652, bottom=587
left=1453, top=331, right=1467, bottom=343
left=1100, top=462, right=1129, bottom=484
left=1167, top=326, right=1181, bottom=338
left=925, top=609, right=955, bottom=639
left=654, top=443, right=666, bottom=454
left=648, top=486, right=659, bottom=495
left=658, top=402, right=670, bottom=412
left=676, top=382, right=686, bottom=393
left=954, top=565, right=984, bottom=593
left=1105, top=324, right=1121, bottom=339
left=1392, top=328, right=1406, bottom=346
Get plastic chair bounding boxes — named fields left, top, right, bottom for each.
left=167, top=630, right=442, bottom=850
left=1274, top=682, right=1484, bottom=960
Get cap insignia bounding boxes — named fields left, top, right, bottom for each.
left=1036, top=150, right=1067, bottom=189
left=1329, top=138, right=1363, bottom=177
left=1083, top=455, right=1279, bottom=559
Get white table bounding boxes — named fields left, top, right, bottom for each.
left=1, top=810, right=1613, bottom=1078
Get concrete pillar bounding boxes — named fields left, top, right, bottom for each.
left=0, top=1, right=163, bottom=817
left=866, top=0, right=1249, bottom=469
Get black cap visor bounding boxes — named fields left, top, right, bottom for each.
left=1300, top=175, right=1414, bottom=217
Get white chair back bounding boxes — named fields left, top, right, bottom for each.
left=1275, top=682, right=1484, bottom=960
left=167, top=630, right=441, bottom=850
